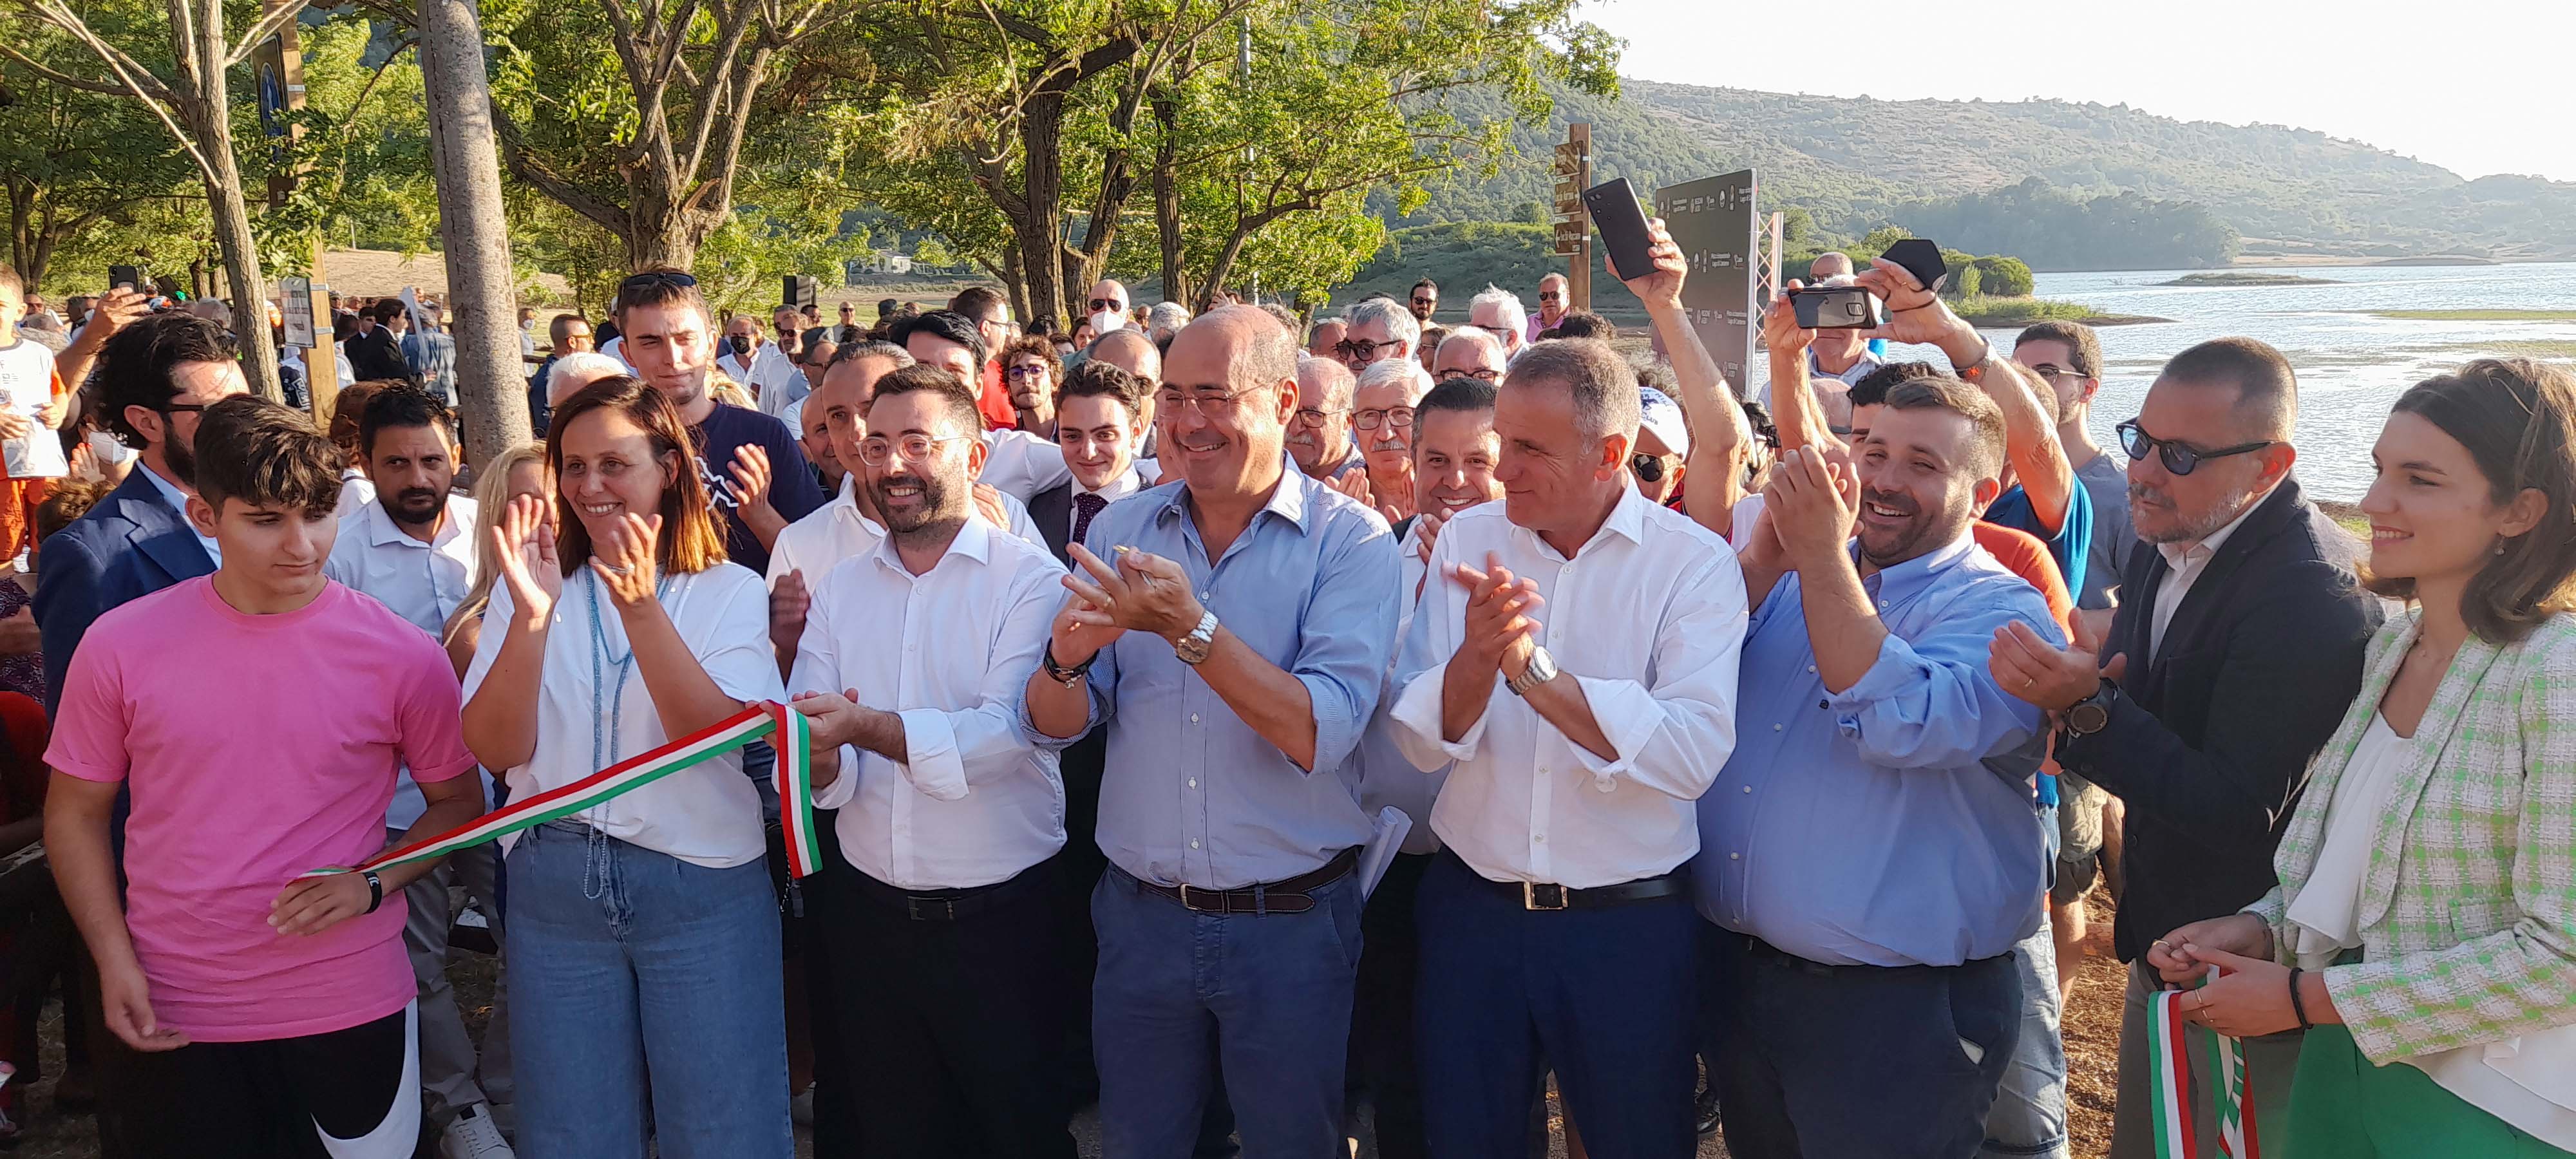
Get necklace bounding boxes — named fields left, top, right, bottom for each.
left=585, top=569, right=674, bottom=777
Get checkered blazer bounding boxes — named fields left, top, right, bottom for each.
left=2247, top=610, right=2576, bottom=1064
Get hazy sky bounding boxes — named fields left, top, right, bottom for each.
left=1581, top=0, right=2576, bottom=184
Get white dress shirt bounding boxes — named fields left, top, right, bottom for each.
left=718, top=343, right=803, bottom=417
left=2148, top=485, right=2273, bottom=658
left=980, top=428, right=1074, bottom=504
left=1353, top=518, right=1447, bottom=854
left=138, top=462, right=220, bottom=565
left=323, top=495, right=478, bottom=634
left=1391, top=485, right=1748, bottom=887
left=767, top=475, right=1041, bottom=585
left=790, top=514, right=1070, bottom=889
left=463, top=563, right=784, bottom=868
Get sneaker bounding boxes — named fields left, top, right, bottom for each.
left=439, top=1104, right=516, bottom=1158
left=789, top=1084, right=815, bottom=1127
left=1694, top=1086, right=1721, bottom=1136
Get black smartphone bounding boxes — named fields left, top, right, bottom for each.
left=108, top=264, right=142, bottom=291
left=1881, top=239, right=1948, bottom=294
left=1582, top=178, right=1656, bottom=282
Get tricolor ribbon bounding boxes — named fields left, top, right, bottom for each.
left=301, top=701, right=820, bottom=881
left=2146, top=975, right=2262, bottom=1159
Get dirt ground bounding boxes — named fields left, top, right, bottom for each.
left=6, top=887, right=2130, bottom=1159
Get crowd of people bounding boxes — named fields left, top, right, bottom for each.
left=0, top=214, right=2570, bottom=1159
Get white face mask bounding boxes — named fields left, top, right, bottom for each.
left=1090, top=309, right=1128, bottom=335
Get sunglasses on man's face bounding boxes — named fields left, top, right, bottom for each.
left=1539, top=292, right=1562, bottom=303
left=1412, top=297, right=1435, bottom=307
left=2117, top=419, right=2273, bottom=477
left=1089, top=298, right=1121, bottom=311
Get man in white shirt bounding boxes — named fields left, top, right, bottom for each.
left=717, top=311, right=802, bottom=417
left=1390, top=337, right=1747, bottom=1159
left=316, top=384, right=513, bottom=1158
left=787, top=365, right=1078, bottom=1158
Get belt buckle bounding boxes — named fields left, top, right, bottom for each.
left=1522, top=881, right=1569, bottom=911
left=1177, top=883, right=1218, bottom=914
left=907, top=896, right=956, bottom=922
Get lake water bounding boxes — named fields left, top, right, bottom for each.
left=1751, top=262, right=2576, bottom=502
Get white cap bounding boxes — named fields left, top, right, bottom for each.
left=1636, top=386, right=1690, bottom=458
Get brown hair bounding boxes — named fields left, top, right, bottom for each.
left=2362, top=359, right=2576, bottom=643
left=328, top=380, right=397, bottom=467
left=544, top=375, right=728, bottom=577
left=612, top=269, right=708, bottom=326
left=2014, top=321, right=2103, bottom=380
left=1056, top=358, right=1146, bottom=418
left=191, top=397, right=343, bottom=514
left=1880, top=376, right=2009, bottom=482
left=35, top=479, right=109, bottom=545
left=999, top=334, right=1059, bottom=377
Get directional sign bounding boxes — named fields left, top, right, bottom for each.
left=1655, top=169, right=1759, bottom=390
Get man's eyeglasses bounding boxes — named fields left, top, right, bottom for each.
left=1538, top=292, right=1562, bottom=303
left=1088, top=298, right=1122, bottom=312
left=1005, top=363, right=1051, bottom=381
left=857, top=433, right=974, bottom=466
left=1354, top=407, right=1415, bottom=431
left=1441, top=367, right=1501, bottom=382
left=2027, top=364, right=2090, bottom=385
left=2117, top=420, right=2272, bottom=477
left=1157, top=386, right=1262, bottom=417
left=1293, top=406, right=1347, bottom=428
left=1335, top=338, right=1405, bottom=362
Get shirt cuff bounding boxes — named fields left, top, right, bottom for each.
left=1563, top=675, right=1660, bottom=791
left=1826, top=634, right=1922, bottom=732
left=811, top=745, right=862, bottom=810
left=1390, top=658, right=1490, bottom=766
left=895, top=708, right=969, bottom=801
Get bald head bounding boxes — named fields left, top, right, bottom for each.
left=1090, top=327, right=1162, bottom=386
left=1088, top=279, right=1130, bottom=316
left=546, top=352, right=628, bottom=406
left=1811, top=252, right=1854, bottom=281
left=1174, top=305, right=1297, bottom=393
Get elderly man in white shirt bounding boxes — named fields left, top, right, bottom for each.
left=316, top=384, right=513, bottom=1157
left=1390, top=338, right=1747, bottom=1159
left=1466, top=285, right=1530, bottom=362
left=786, top=366, right=1078, bottom=1158
left=717, top=311, right=804, bottom=417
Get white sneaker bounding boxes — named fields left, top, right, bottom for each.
left=440, top=1104, right=516, bottom=1158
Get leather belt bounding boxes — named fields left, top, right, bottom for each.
left=1130, top=847, right=1359, bottom=916
left=1441, top=850, right=1687, bottom=911
left=1739, top=933, right=2009, bottom=977
left=842, top=858, right=1057, bottom=923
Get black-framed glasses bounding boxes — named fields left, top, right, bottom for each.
left=619, top=271, right=697, bottom=293
left=1088, top=297, right=1122, bottom=311
left=1005, top=363, right=1051, bottom=380
left=1539, top=292, right=1562, bottom=303
left=1354, top=407, right=1414, bottom=431
left=2117, top=420, right=2272, bottom=476
left=1335, top=338, right=1405, bottom=361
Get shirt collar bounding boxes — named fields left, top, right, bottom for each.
left=1158, top=466, right=1311, bottom=534
left=1853, top=529, right=1980, bottom=608
left=1510, top=479, right=1652, bottom=561
left=138, top=461, right=190, bottom=513
left=868, top=506, right=995, bottom=576
left=1076, top=466, right=1142, bottom=502
left=828, top=474, right=882, bottom=530
left=2156, top=482, right=2275, bottom=571
left=363, top=495, right=462, bottom=549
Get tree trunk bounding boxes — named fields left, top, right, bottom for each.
left=1150, top=95, right=1187, bottom=310
left=998, top=243, right=1028, bottom=326
left=419, top=0, right=532, bottom=462
left=164, top=0, right=278, bottom=399
left=1015, top=90, right=1069, bottom=332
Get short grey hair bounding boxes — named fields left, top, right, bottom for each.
left=1297, top=356, right=1357, bottom=410
left=831, top=339, right=914, bottom=369
left=545, top=351, right=630, bottom=406
left=1504, top=338, right=1638, bottom=443
left=1435, top=326, right=1506, bottom=365
left=1356, top=356, right=1434, bottom=405
left=1468, top=285, right=1528, bottom=339
left=1341, top=296, right=1420, bottom=355
left=1147, top=301, right=1193, bottom=343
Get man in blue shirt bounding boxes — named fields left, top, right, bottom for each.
left=1699, top=375, right=2062, bottom=1159
left=1023, top=305, right=1398, bottom=1159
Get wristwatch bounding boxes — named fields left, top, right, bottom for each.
left=1042, top=643, right=1093, bottom=688
left=1173, top=610, right=1219, bottom=666
left=2065, top=681, right=2116, bottom=737
left=1506, top=645, right=1560, bottom=697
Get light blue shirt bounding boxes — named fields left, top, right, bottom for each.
left=138, top=462, right=220, bottom=566
left=1050, top=469, right=1399, bottom=890
left=1694, top=532, right=2059, bottom=966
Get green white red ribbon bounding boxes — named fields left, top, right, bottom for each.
left=303, top=701, right=820, bottom=880
left=2146, top=976, right=2262, bottom=1159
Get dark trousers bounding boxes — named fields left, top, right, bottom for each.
left=815, top=855, right=1081, bottom=1159
left=1709, top=928, right=2022, bottom=1159
left=1415, top=852, right=1701, bottom=1159
left=1352, top=851, right=1433, bottom=1159
left=118, top=1004, right=416, bottom=1159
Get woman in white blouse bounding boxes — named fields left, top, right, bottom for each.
left=2151, top=359, right=2576, bottom=1156
left=461, top=375, right=790, bottom=1158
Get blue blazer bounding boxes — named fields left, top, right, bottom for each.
left=35, top=468, right=216, bottom=713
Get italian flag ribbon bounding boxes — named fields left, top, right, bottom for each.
left=2146, top=975, right=2262, bottom=1159
left=302, top=701, right=820, bottom=881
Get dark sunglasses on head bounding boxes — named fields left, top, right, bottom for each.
left=1629, top=453, right=1673, bottom=484
left=620, top=271, right=698, bottom=292
left=2117, top=419, right=2272, bottom=476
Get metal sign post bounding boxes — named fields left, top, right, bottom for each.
left=1653, top=169, right=1758, bottom=396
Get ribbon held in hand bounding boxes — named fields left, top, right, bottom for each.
left=301, top=701, right=820, bottom=881
left=2146, top=977, right=2262, bottom=1159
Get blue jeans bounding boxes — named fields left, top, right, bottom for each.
left=1092, top=864, right=1363, bottom=1159
left=504, top=822, right=791, bottom=1159
left=1981, top=912, right=2069, bottom=1158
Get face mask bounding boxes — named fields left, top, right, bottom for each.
left=727, top=334, right=752, bottom=356
left=1090, top=309, right=1127, bottom=335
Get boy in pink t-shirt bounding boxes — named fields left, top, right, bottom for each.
left=43, top=397, right=483, bottom=1158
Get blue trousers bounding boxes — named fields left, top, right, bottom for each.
left=504, top=823, right=791, bottom=1159
left=1709, top=928, right=2022, bottom=1159
left=1414, top=853, right=1701, bottom=1159
left=1091, top=864, right=1363, bottom=1159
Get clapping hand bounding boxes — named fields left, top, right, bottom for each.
left=1989, top=614, right=2128, bottom=711
left=1416, top=504, right=1457, bottom=562
left=491, top=494, right=563, bottom=625
left=1328, top=469, right=1374, bottom=507
left=1064, top=543, right=1204, bottom=643
left=1451, top=552, right=1544, bottom=678
left=1761, top=448, right=1858, bottom=567
left=588, top=511, right=663, bottom=610
left=729, top=443, right=777, bottom=522
left=770, top=569, right=810, bottom=656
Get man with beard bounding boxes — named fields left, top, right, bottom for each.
left=978, top=336, right=1074, bottom=502
left=614, top=272, right=826, bottom=579
left=786, top=364, right=1080, bottom=1158
left=30, top=313, right=246, bottom=1154
left=1409, top=279, right=1439, bottom=325
left=319, top=386, right=513, bottom=1159
left=717, top=310, right=803, bottom=419
left=1023, top=306, right=1398, bottom=1159
left=1698, top=379, right=2062, bottom=1158
left=1288, top=357, right=1364, bottom=486
left=1342, top=358, right=1432, bottom=522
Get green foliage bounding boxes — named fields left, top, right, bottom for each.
left=1974, top=254, right=2034, bottom=297
left=1894, top=180, right=2237, bottom=271
left=0, top=5, right=198, bottom=290
left=1947, top=295, right=2111, bottom=325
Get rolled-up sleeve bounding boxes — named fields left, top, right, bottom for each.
left=1296, top=515, right=1400, bottom=775
left=1562, top=552, right=1748, bottom=797
left=1829, top=590, right=2054, bottom=769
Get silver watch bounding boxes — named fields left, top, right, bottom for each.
left=1506, top=645, right=1560, bottom=697
left=1173, top=610, right=1219, bottom=666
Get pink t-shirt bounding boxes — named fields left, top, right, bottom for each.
left=46, top=578, right=476, bottom=1042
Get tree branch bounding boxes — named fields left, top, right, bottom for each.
left=492, top=106, right=633, bottom=234
left=0, top=40, right=129, bottom=95
left=223, top=0, right=310, bottom=70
